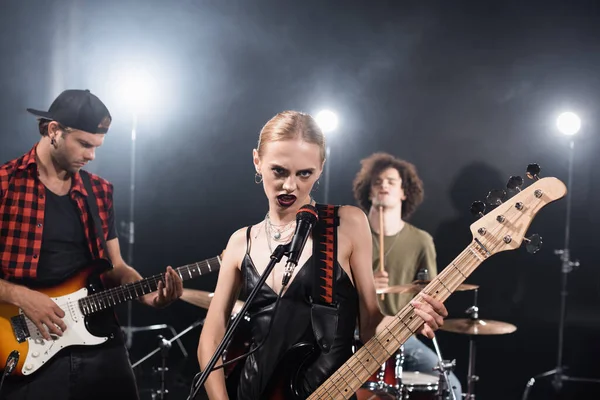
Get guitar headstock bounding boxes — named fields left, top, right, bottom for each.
left=469, top=176, right=567, bottom=256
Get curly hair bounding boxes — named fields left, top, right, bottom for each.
left=352, top=152, right=424, bottom=219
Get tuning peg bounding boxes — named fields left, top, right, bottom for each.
left=506, top=176, right=524, bottom=191
left=485, top=189, right=506, bottom=207
left=524, top=234, right=542, bottom=254
left=526, top=164, right=541, bottom=181
left=470, top=201, right=486, bottom=219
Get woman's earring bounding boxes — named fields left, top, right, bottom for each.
left=254, top=172, right=263, bottom=184
left=50, top=137, right=56, bottom=146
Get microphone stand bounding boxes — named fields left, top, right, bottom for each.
left=188, top=243, right=288, bottom=400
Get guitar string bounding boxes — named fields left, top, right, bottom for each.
left=22, top=259, right=217, bottom=333
left=319, top=202, right=523, bottom=397
left=59, top=258, right=215, bottom=309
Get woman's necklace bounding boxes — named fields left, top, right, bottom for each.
left=263, top=213, right=295, bottom=253
left=265, top=213, right=294, bottom=240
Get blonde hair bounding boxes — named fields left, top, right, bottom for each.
left=256, top=111, right=326, bottom=162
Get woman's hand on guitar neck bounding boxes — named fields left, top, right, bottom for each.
left=14, top=286, right=67, bottom=341
left=411, top=293, right=448, bottom=339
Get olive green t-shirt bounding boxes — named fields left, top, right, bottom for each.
left=372, top=223, right=437, bottom=316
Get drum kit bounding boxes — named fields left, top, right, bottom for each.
left=350, top=281, right=518, bottom=400
left=164, top=280, right=517, bottom=400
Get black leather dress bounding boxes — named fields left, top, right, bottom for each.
left=235, top=227, right=359, bottom=400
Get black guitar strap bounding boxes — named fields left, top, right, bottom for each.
left=80, top=171, right=112, bottom=266
left=311, top=203, right=339, bottom=354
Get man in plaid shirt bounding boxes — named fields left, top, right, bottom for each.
left=0, top=89, right=183, bottom=399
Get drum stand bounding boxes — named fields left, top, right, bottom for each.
left=431, top=335, right=457, bottom=400
left=152, top=335, right=171, bottom=400
left=133, top=319, right=205, bottom=400
left=465, top=288, right=480, bottom=400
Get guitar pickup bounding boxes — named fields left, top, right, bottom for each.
left=10, top=314, right=30, bottom=343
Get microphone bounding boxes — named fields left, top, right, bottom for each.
left=281, top=204, right=319, bottom=287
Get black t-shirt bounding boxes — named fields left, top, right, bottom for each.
left=35, top=188, right=117, bottom=286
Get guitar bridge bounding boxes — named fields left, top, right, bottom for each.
left=10, top=314, right=30, bottom=343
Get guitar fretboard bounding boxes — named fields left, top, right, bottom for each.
left=78, top=256, right=221, bottom=316
left=308, top=242, right=488, bottom=399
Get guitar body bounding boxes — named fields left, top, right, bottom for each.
left=261, top=342, right=320, bottom=400
left=0, top=260, right=113, bottom=377
left=0, top=254, right=221, bottom=378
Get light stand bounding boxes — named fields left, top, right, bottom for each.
left=324, top=145, right=331, bottom=203
left=118, top=112, right=137, bottom=348
left=522, top=137, right=600, bottom=399
left=118, top=114, right=187, bottom=354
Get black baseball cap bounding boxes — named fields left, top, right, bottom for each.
left=27, top=89, right=112, bottom=134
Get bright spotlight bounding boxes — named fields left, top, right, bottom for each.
left=114, top=67, right=157, bottom=113
left=315, top=110, right=339, bottom=133
left=556, top=112, right=581, bottom=136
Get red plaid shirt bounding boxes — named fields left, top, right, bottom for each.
left=0, top=145, right=113, bottom=281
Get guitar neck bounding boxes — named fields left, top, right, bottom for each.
left=306, top=176, right=567, bottom=399
left=309, top=242, right=486, bottom=399
left=79, top=256, right=221, bottom=316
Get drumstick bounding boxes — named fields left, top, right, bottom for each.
left=379, top=203, right=385, bottom=300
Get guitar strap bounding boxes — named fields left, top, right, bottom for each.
left=311, top=203, right=339, bottom=354
left=81, top=171, right=112, bottom=266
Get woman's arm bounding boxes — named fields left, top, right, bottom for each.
left=339, top=206, right=383, bottom=343
left=340, top=206, right=448, bottom=343
left=197, top=227, right=246, bottom=400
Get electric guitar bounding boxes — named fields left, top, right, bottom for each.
left=0, top=254, right=222, bottom=377
left=260, top=176, right=566, bottom=399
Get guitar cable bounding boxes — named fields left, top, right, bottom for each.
left=0, top=350, right=20, bottom=397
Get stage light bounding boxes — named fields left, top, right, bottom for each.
left=556, top=112, right=581, bottom=136
left=114, top=67, right=157, bottom=114
left=315, top=109, right=339, bottom=133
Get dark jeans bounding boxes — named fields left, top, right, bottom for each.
left=0, top=339, right=139, bottom=400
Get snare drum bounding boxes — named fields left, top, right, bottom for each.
left=400, top=371, right=439, bottom=400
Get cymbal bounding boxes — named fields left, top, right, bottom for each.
left=180, top=288, right=245, bottom=316
left=440, top=318, right=517, bottom=335
left=377, top=280, right=479, bottom=295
